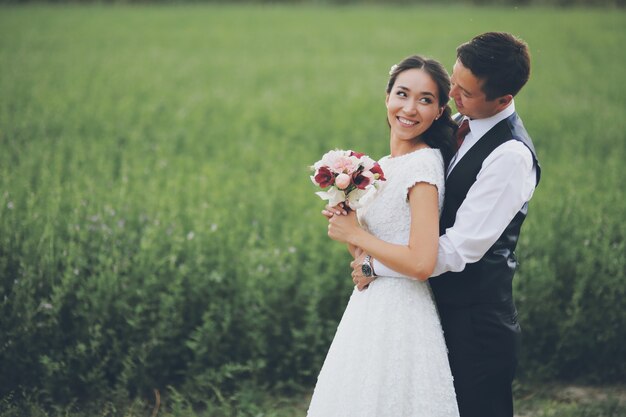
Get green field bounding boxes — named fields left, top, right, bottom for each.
left=1, top=4, right=625, bottom=415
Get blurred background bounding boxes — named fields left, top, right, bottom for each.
left=0, top=1, right=624, bottom=416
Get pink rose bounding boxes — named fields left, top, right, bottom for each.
left=350, top=151, right=365, bottom=158
left=314, top=166, right=335, bottom=188
left=335, top=173, right=352, bottom=189
left=331, top=156, right=359, bottom=175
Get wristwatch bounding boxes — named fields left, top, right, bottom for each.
left=361, top=255, right=376, bottom=278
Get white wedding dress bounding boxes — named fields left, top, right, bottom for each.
left=307, top=148, right=459, bottom=417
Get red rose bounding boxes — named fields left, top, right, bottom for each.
left=352, top=171, right=372, bottom=190
left=314, top=166, right=335, bottom=188
left=370, top=163, right=386, bottom=181
left=350, top=151, right=365, bottom=158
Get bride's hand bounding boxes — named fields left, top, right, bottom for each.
left=327, top=209, right=359, bottom=243
left=321, top=203, right=349, bottom=219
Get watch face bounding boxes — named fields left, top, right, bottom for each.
left=361, top=264, right=373, bottom=277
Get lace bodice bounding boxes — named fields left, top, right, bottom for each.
left=358, top=148, right=445, bottom=246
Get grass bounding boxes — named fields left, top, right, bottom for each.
left=514, top=383, right=626, bottom=417
left=0, top=2, right=625, bottom=414
left=1, top=383, right=624, bottom=416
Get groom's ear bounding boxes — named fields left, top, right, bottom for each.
left=494, top=94, right=513, bottom=112
left=498, top=94, right=513, bottom=106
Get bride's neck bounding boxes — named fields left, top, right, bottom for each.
left=389, top=137, right=427, bottom=158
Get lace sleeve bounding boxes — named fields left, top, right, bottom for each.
left=398, top=149, right=445, bottom=201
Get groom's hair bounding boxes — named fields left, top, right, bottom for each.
left=457, top=32, right=531, bottom=101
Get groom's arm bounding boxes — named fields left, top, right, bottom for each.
left=370, top=258, right=405, bottom=278
left=350, top=251, right=377, bottom=291
left=369, top=141, right=536, bottom=278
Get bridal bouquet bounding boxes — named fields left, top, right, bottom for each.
left=310, top=149, right=386, bottom=209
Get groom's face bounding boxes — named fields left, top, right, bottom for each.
left=450, top=59, right=502, bottom=120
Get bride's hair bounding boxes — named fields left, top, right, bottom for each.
left=386, top=55, right=457, bottom=168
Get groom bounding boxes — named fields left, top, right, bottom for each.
left=350, top=32, right=541, bottom=417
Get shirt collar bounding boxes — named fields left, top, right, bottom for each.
left=463, top=100, right=516, bottom=141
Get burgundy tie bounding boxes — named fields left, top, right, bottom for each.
left=456, top=119, right=470, bottom=149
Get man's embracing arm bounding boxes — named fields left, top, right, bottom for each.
left=363, top=141, right=536, bottom=279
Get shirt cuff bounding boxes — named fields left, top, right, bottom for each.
left=371, top=258, right=405, bottom=278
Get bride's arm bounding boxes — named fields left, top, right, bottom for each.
left=322, top=203, right=361, bottom=259
left=327, top=182, right=439, bottom=281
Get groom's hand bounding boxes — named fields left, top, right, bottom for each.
left=350, top=251, right=376, bottom=291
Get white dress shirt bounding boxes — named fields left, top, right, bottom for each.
left=373, top=101, right=537, bottom=278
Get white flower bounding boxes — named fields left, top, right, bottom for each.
left=315, top=187, right=346, bottom=207
left=350, top=184, right=380, bottom=209
left=346, top=188, right=369, bottom=209
left=359, top=155, right=376, bottom=171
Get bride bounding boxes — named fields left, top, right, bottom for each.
left=307, top=55, right=460, bottom=417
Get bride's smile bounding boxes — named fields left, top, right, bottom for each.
left=397, top=116, right=418, bottom=126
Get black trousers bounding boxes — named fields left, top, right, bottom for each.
left=438, top=303, right=520, bottom=417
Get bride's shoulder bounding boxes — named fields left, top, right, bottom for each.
left=404, top=148, right=445, bottom=179
left=381, top=148, right=444, bottom=171
left=406, top=147, right=444, bottom=165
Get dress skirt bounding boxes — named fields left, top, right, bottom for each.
left=307, top=276, right=459, bottom=417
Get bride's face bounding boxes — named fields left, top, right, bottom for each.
left=386, top=68, right=441, bottom=144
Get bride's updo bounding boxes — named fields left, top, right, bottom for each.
left=386, top=55, right=457, bottom=168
